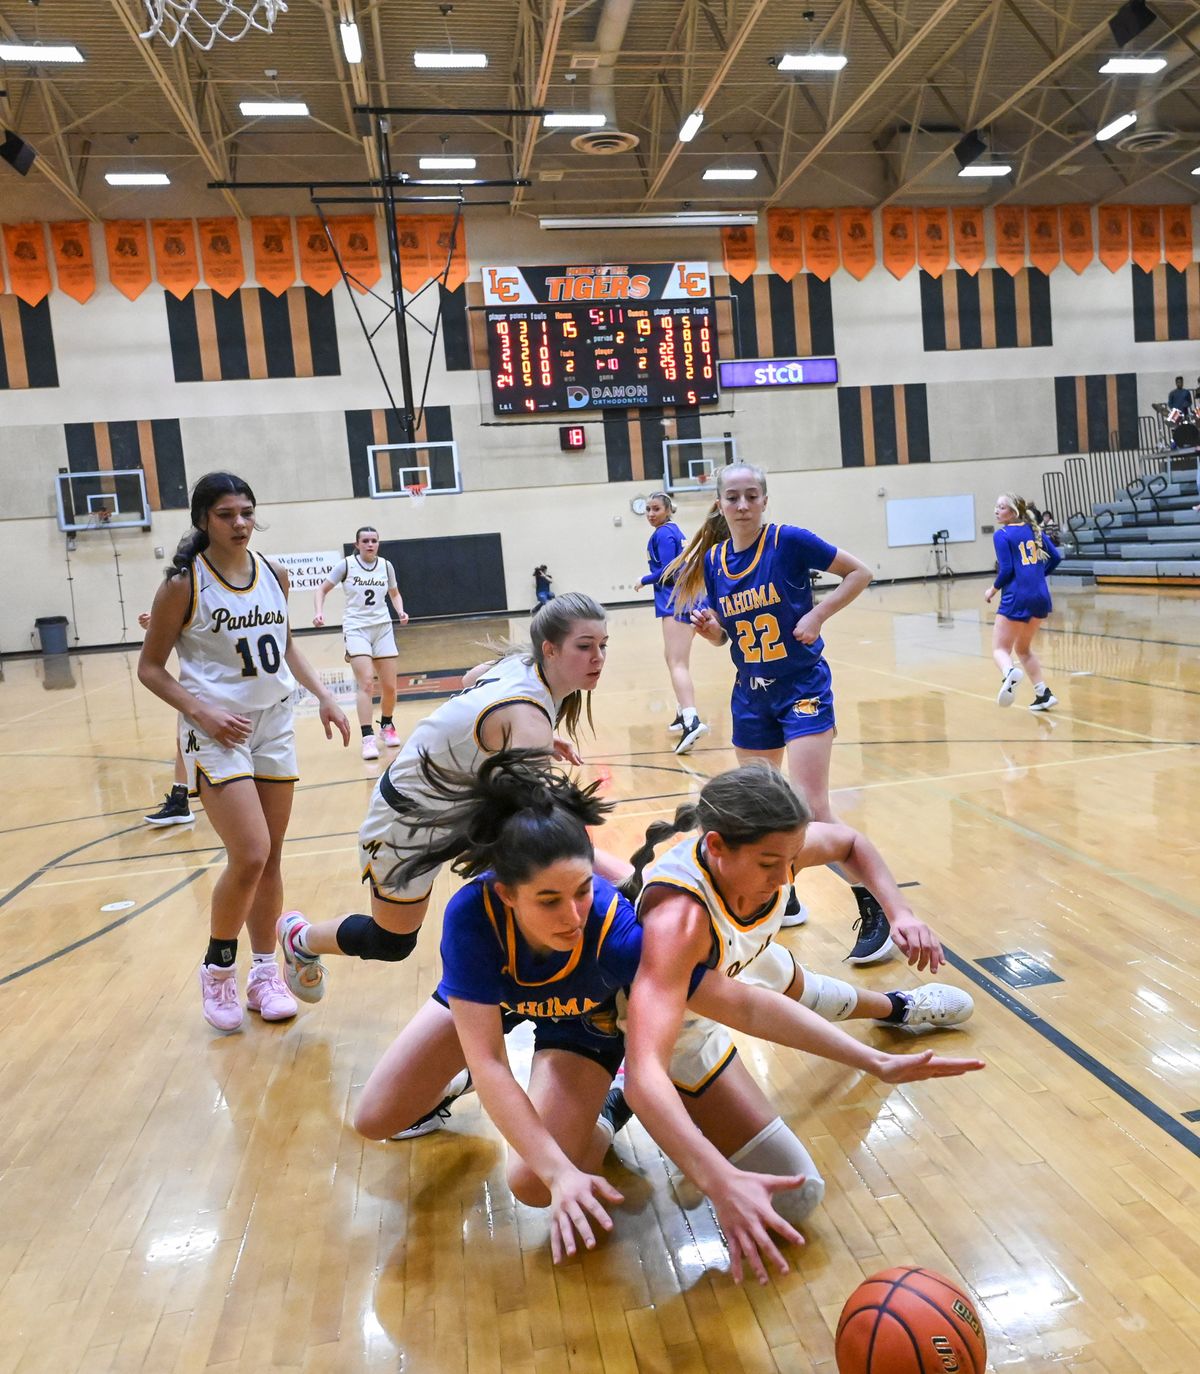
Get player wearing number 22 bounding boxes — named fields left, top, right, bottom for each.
left=139, top=473, right=350, bottom=1033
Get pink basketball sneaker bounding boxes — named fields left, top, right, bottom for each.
left=198, top=964, right=243, bottom=1032
left=246, top=961, right=298, bottom=1021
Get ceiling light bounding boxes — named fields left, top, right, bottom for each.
left=412, top=177, right=488, bottom=184
left=414, top=51, right=488, bottom=68
left=339, top=21, right=362, bottom=64
left=777, top=53, right=847, bottom=71
left=240, top=101, right=310, bottom=117
left=702, top=168, right=757, bottom=181
left=419, top=155, right=476, bottom=169
left=105, top=172, right=170, bottom=185
left=1192, top=165, right=1200, bottom=175
left=679, top=110, right=704, bottom=142
left=540, top=211, right=758, bottom=230
left=1099, top=55, right=1166, bottom=72
left=1108, top=0, right=1157, bottom=48
left=1096, top=111, right=1137, bottom=140
left=958, top=164, right=1012, bottom=177
left=0, top=43, right=84, bottom=63
left=543, top=112, right=606, bottom=128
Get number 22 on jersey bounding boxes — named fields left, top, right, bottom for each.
left=735, top=613, right=786, bottom=663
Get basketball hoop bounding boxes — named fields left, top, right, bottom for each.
left=140, top=0, right=287, bottom=49
left=405, top=484, right=428, bottom=508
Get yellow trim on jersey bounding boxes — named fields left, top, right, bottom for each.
left=189, top=763, right=254, bottom=798
left=673, top=1042, right=738, bottom=1097
left=253, top=773, right=299, bottom=784
left=639, top=876, right=722, bottom=970
left=485, top=884, right=585, bottom=987
left=199, top=551, right=260, bottom=594
left=594, top=891, right=620, bottom=958
left=718, top=524, right=770, bottom=583
left=181, top=563, right=199, bottom=630
left=362, top=865, right=434, bottom=904
left=480, top=884, right=505, bottom=947
left=472, top=696, right=553, bottom=750
left=695, top=838, right=784, bottom=932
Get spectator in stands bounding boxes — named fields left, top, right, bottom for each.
left=1041, top=510, right=1061, bottom=544
left=1168, top=377, right=1193, bottom=413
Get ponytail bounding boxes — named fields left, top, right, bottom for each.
left=999, top=491, right=1045, bottom=556
left=626, top=803, right=701, bottom=889
left=664, top=502, right=729, bottom=613
left=165, top=471, right=257, bottom=581
left=166, top=527, right=211, bottom=581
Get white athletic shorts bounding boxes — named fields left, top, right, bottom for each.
left=180, top=698, right=297, bottom=797
left=357, top=774, right=445, bottom=905
left=344, top=622, right=397, bottom=660
left=664, top=940, right=797, bottom=1095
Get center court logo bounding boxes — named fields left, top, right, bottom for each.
left=792, top=697, right=821, bottom=716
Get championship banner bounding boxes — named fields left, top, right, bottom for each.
left=331, top=215, right=381, bottom=293
left=103, top=220, right=151, bottom=301
left=151, top=219, right=200, bottom=300
left=766, top=209, right=803, bottom=282
left=296, top=216, right=340, bottom=295
left=952, top=207, right=985, bottom=275
left=917, top=208, right=950, bottom=279
left=2, top=222, right=52, bottom=306
left=251, top=216, right=296, bottom=296
left=1130, top=206, right=1162, bottom=272
left=801, top=209, right=839, bottom=281
left=993, top=206, right=1026, bottom=277
left=1162, top=205, right=1193, bottom=271
left=1098, top=205, right=1130, bottom=272
left=396, top=216, right=433, bottom=292
left=429, top=214, right=468, bottom=292
left=721, top=226, right=757, bottom=283
left=838, top=208, right=875, bottom=280
left=881, top=207, right=916, bottom=279
left=269, top=550, right=340, bottom=590
left=481, top=262, right=712, bottom=305
left=198, top=218, right=245, bottom=297
left=1027, top=207, right=1060, bottom=275
left=1061, top=205, right=1094, bottom=274
left=49, top=221, right=96, bottom=303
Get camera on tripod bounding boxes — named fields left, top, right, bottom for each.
left=931, top=529, right=950, bottom=544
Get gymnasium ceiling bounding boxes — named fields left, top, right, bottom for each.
left=1, top=0, right=1199, bottom=223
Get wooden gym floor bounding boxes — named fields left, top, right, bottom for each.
left=2, top=576, right=1199, bottom=1374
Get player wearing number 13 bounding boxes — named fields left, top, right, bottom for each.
left=985, top=493, right=1061, bottom=712
left=139, top=473, right=350, bottom=1033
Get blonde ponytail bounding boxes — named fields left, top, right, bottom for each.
left=664, top=501, right=729, bottom=613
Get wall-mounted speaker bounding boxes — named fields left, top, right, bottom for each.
left=1, top=129, right=36, bottom=175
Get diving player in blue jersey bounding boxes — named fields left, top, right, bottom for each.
left=985, top=493, right=1061, bottom=712
left=350, top=749, right=983, bottom=1278
left=665, top=462, right=897, bottom=964
left=637, top=491, right=708, bottom=754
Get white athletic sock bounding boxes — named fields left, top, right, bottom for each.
left=681, top=707, right=699, bottom=725
left=1034, top=681, right=1046, bottom=692
left=251, top=951, right=276, bottom=966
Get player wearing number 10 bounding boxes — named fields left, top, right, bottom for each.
left=139, top=473, right=350, bottom=1033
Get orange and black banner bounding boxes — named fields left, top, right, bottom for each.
left=722, top=271, right=835, bottom=358
left=1054, top=374, right=1138, bottom=454
left=165, top=286, right=339, bottom=381
left=601, top=408, right=680, bottom=484
left=63, top=418, right=187, bottom=510
left=1131, top=263, right=1200, bottom=342
left=837, top=384, right=930, bottom=467
left=345, top=406, right=455, bottom=497
left=0, top=295, right=57, bottom=389
left=440, top=280, right=490, bottom=372
left=920, top=267, right=1052, bottom=351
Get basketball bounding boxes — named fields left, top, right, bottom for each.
left=835, top=1267, right=987, bottom=1374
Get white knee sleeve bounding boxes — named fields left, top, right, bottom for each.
left=797, top=967, right=859, bottom=1021
left=728, top=1116, right=826, bottom=1224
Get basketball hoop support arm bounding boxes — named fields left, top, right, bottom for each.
left=376, top=118, right=418, bottom=444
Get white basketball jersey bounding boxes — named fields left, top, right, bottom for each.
left=385, top=654, right=559, bottom=807
left=334, top=555, right=394, bottom=629
left=640, top=835, right=786, bottom=979
left=178, top=552, right=296, bottom=712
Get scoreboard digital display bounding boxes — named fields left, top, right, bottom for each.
left=480, top=262, right=720, bottom=415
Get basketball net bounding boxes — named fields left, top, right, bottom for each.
left=406, top=484, right=428, bottom=508
left=140, top=0, right=287, bottom=49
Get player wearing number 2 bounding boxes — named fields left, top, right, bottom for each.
left=666, top=463, right=902, bottom=965
left=985, top=493, right=1061, bottom=712
left=139, top=473, right=350, bottom=1033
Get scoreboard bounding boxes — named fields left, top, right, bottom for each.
left=480, top=262, right=719, bottom=415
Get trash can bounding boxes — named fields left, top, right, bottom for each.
left=34, top=615, right=70, bottom=655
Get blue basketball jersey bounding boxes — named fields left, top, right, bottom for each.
left=437, top=874, right=642, bottom=1021
left=993, top=524, right=1060, bottom=616
left=703, top=523, right=838, bottom=680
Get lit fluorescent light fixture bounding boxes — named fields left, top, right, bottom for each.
left=778, top=53, right=847, bottom=71
left=679, top=110, right=704, bottom=142
left=339, top=21, right=362, bottom=64
left=419, top=156, right=476, bottom=169
left=1096, top=111, right=1137, bottom=140
left=414, top=51, right=488, bottom=68
left=1192, top=165, right=1200, bottom=175
left=240, top=101, right=310, bottom=117
left=0, top=43, right=84, bottom=62
left=543, top=112, right=606, bottom=128
left=105, top=172, right=170, bottom=185
left=540, top=211, right=758, bottom=230
left=702, top=168, right=757, bottom=181
left=1099, top=56, right=1166, bottom=72
left=958, top=163, right=1012, bottom=177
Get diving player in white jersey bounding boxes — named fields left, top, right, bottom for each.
left=139, top=473, right=350, bottom=1033
left=313, top=526, right=409, bottom=760
left=277, top=593, right=614, bottom=999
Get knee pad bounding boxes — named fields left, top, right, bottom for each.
left=335, top=914, right=419, bottom=962
left=729, top=1116, right=826, bottom=1224
left=797, top=967, right=859, bottom=1021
